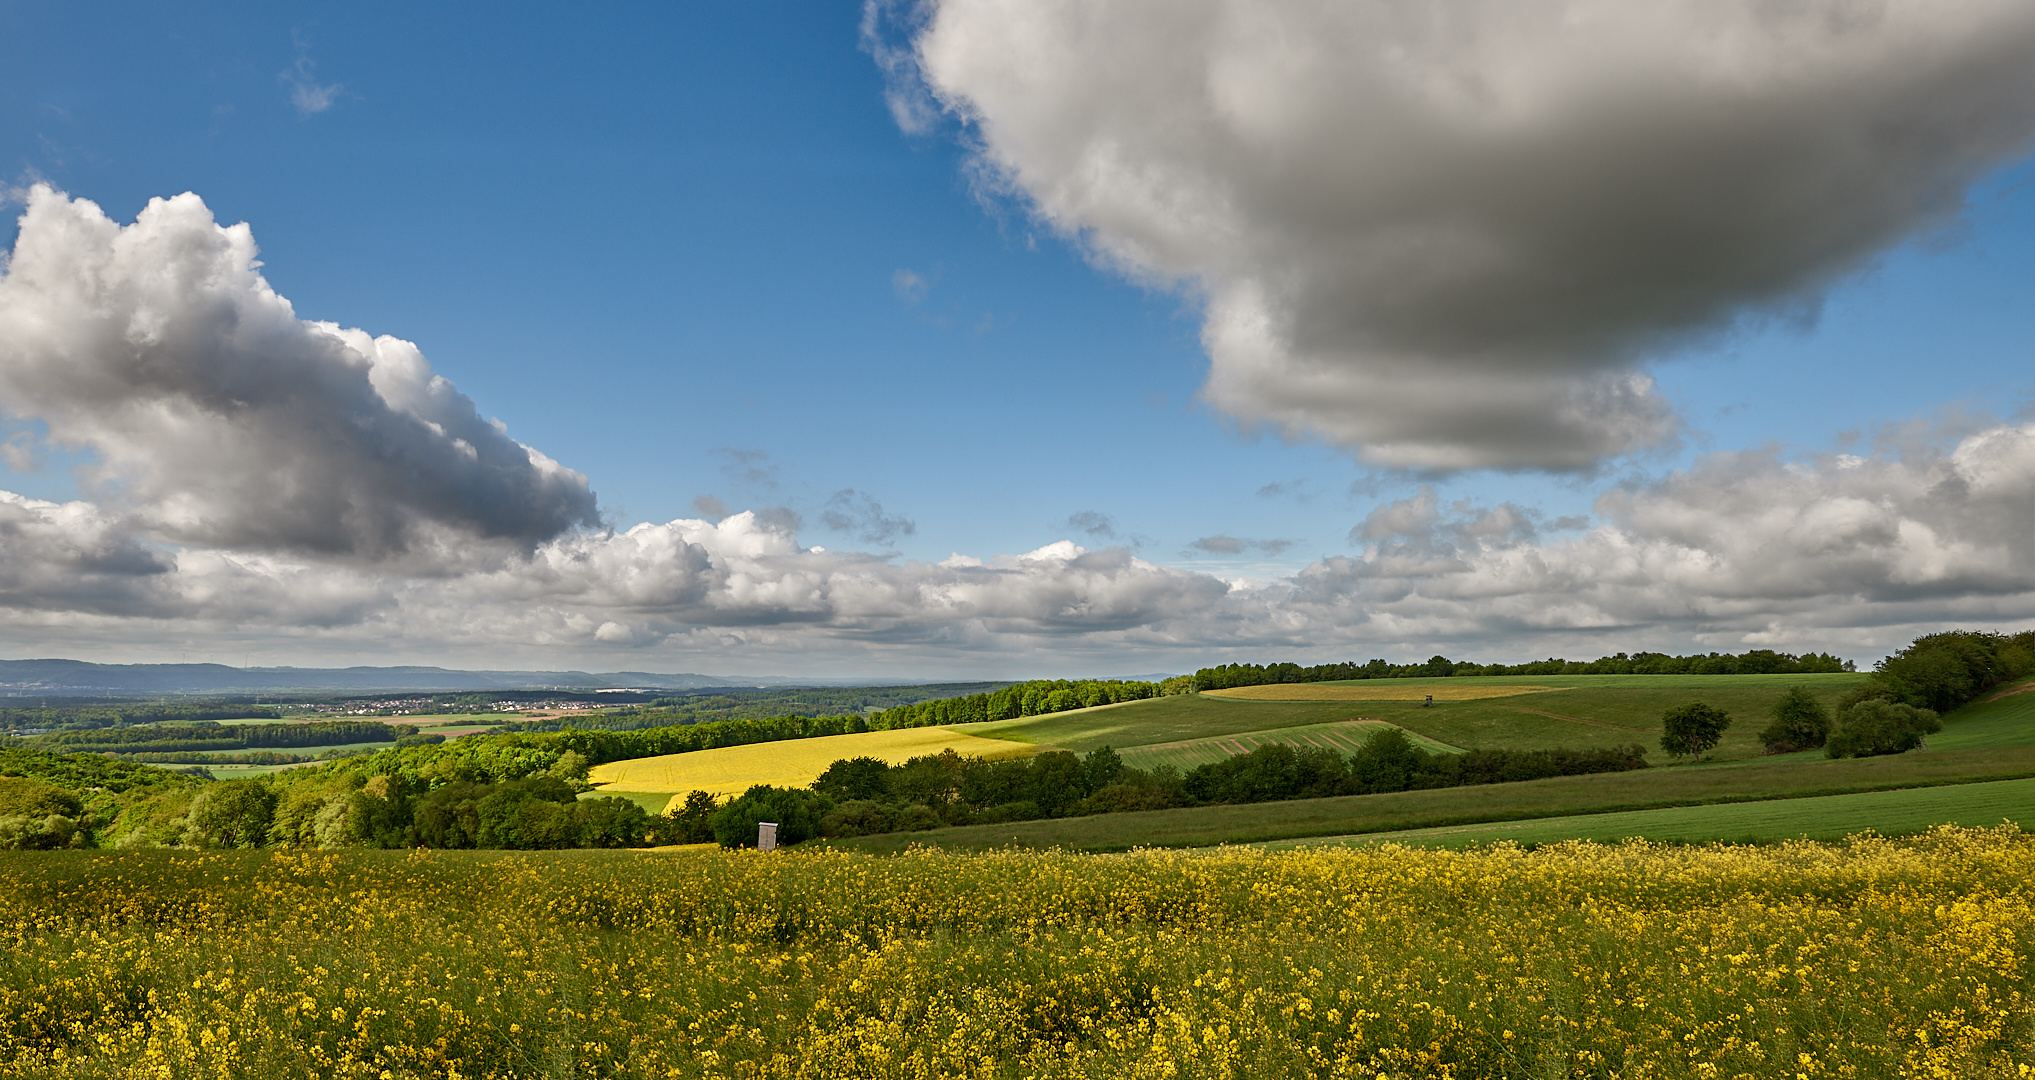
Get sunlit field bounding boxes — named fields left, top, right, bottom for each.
left=588, top=726, right=1035, bottom=798
left=4, top=828, right=2032, bottom=1078
left=1116, top=720, right=1462, bottom=772
left=1202, top=683, right=1559, bottom=702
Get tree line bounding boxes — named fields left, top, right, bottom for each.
left=502, top=683, right=1012, bottom=734
left=678, top=732, right=1649, bottom=848
left=0, top=703, right=280, bottom=733
left=861, top=678, right=1197, bottom=730
left=1194, top=649, right=1852, bottom=689
left=23, top=719, right=405, bottom=756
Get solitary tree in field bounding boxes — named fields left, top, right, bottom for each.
left=1660, top=701, right=1732, bottom=761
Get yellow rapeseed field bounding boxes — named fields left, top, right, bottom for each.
left=587, top=727, right=1037, bottom=797
left=4, top=827, right=2034, bottom=1078
left=1204, top=683, right=1560, bottom=702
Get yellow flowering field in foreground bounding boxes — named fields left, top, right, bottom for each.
left=588, top=726, right=1036, bottom=797
left=3, top=828, right=2033, bottom=1079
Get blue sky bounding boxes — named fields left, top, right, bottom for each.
left=2, top=1, right=2033, bottom=676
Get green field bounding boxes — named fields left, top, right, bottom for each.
left=1272, top=774, right=2035, bottom=849
left=965, top=673, right=1863, bottom=760
left=583, top=789, right=676, bottom=815
left=824, top=744, right=2035, bottom=853
left=817, top=675, right=2035, bottom=852
left=1113, top=718, right=1461, bottom=771
left=1922, top=683, right=2035, bottom=750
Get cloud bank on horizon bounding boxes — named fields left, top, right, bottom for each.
left=884, top=0, right=2035, bottom=471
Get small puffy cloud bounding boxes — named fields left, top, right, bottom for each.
left=895, top=0, right=2035, bottom=470
left=0, top=186, right=599, bottom=564
left=691, top=494, right=730, bottom=519
left=1188, top=534, right=1296, bottom=557
left=892, top=268, right=929, bottom=303
left=822, top=489, right=916, bottom=545
left=714, top=448, right=779, bottom=490
left=280, top=51, right=343, bottom=117
left=1063, top=511, right=1117, bottom=539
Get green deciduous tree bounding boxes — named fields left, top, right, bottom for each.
left=1660, top=702, right=1732, bottom=761
left=666, top=790, right=722, bottom=844
left=182, top=779, right=277, bottom=849
left=813, top=757, right=893, bottom=802
left=1757, top=687, right=1832, bottom=754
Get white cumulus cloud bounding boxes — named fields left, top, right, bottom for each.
left=0, top=186, right=600, bottom=564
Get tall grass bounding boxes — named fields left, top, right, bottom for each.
left=4, top=828, right=2032, bottom=1077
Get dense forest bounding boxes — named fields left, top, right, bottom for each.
left=1194, top=649, right=1854, bottom=690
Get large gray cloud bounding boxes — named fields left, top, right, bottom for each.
left=0, top=186, right=599, bottom=562
left=889, top=0, right=2035, bottom=470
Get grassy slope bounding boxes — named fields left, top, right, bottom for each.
left=965, top=674, right=1864, bottom=760
left=1275, top=776, right=2035, bottom=850
left=1925, top=683, right=2035, bottom=750
left=582, top=790, right=676, bottom=815
left=823, top=744, right=2035, bottom=854
left=830, top=675, right=2035, bottom=853
left=1115, top=720, right=1463, bottom=772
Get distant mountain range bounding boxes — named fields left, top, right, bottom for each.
left=0, top=659, right=1183, bottom=698
left=0, top=659, right=828, bottom=697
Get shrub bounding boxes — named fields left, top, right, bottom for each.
left=0, top=778, right=83, bottom=820
left=892, top=804, right=943, bottom=832
left=0, top=813, right=81, bottom=850
left=710, top=785, right=830, bottom=848
left=1826, top=700, right=1941, bottom=758
left=820, top=799, right=897, bottom=838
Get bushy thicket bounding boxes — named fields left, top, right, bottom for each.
left=27, top=719, right=402, bottom=756
left=112, top=756, right=677, bottom=852
left=1854, top=630, right=2035, bottom=714
left=1825, top=700, right=1942, bottom=759
left=689, top=730, right=1648, bottom=846
left=1195, top=649, right=1852, bottom=690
